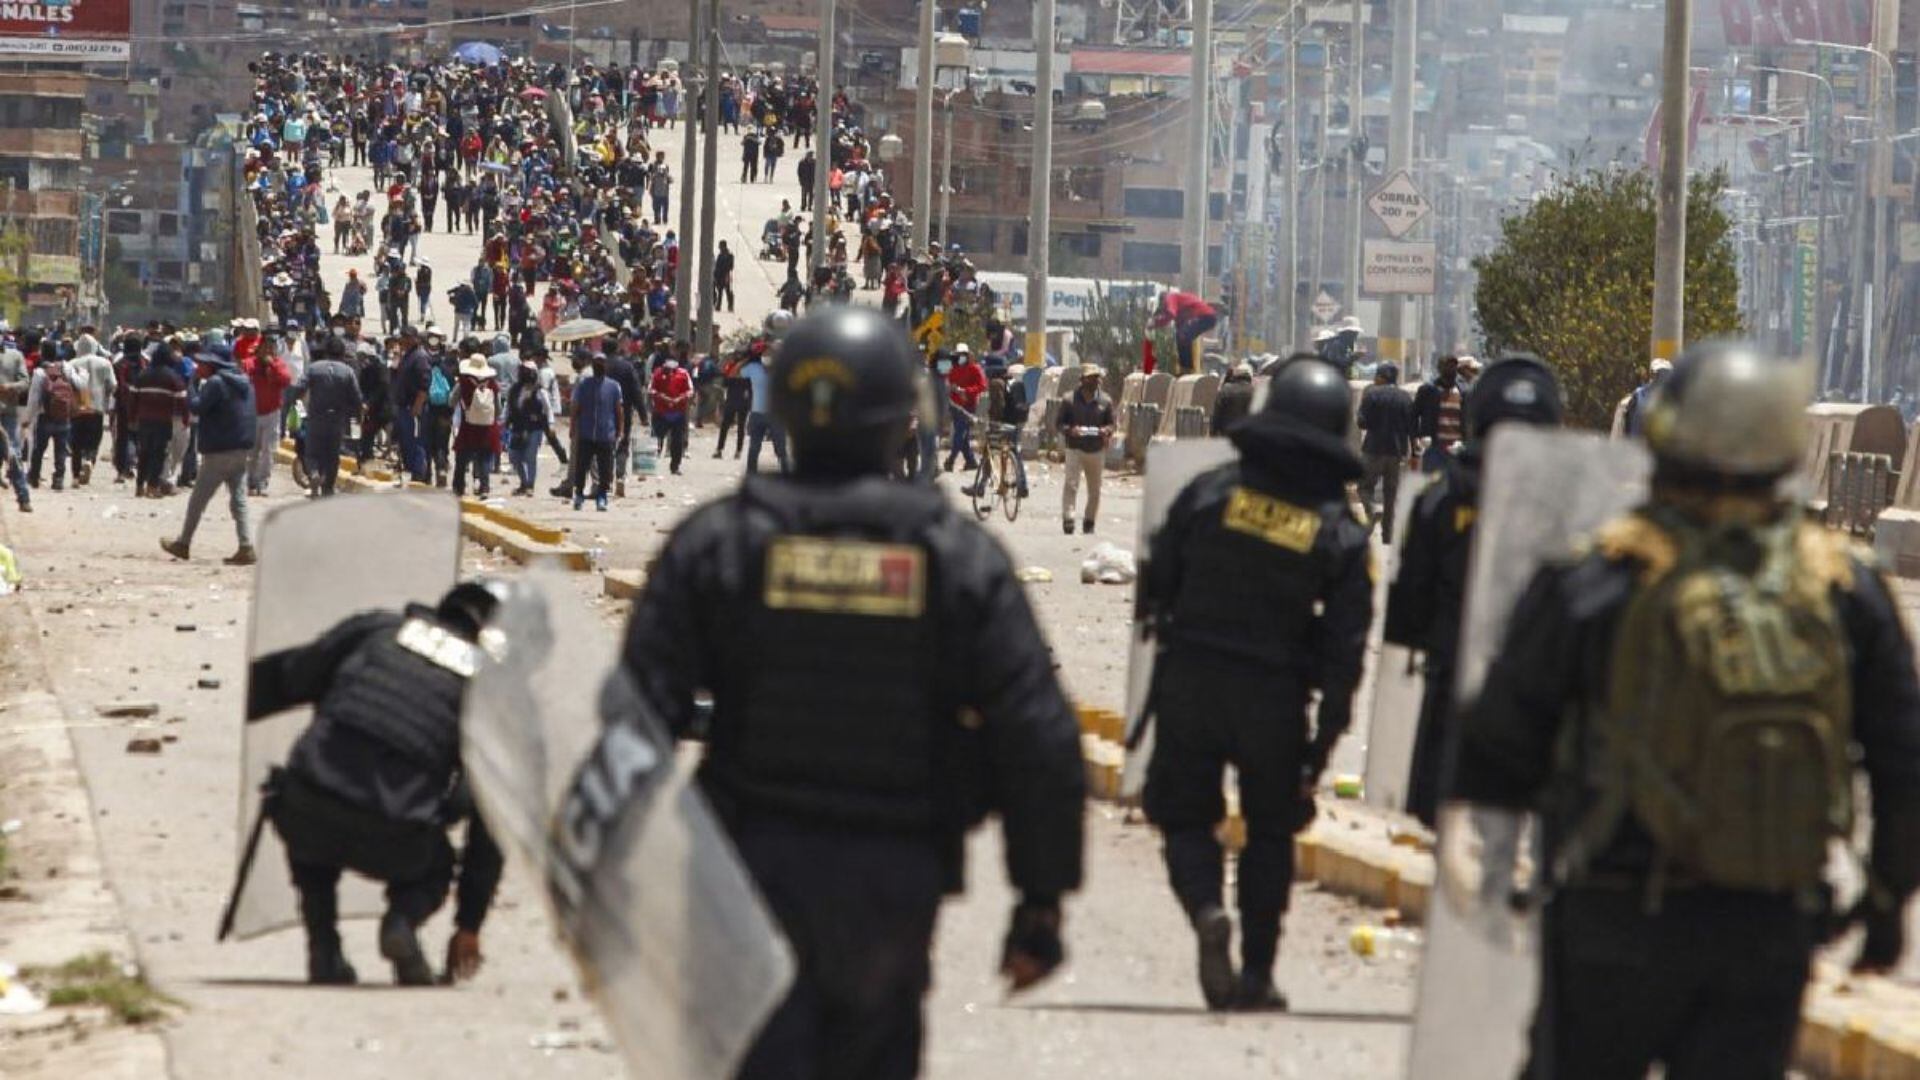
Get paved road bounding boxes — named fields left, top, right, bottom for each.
left=0, top=120, right=1421, bottom=1077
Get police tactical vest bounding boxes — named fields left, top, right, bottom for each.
left=1572, top=511, right=1853, bottom=893
left=1165, top=468, right=1338, bottom=668
left=721, top=479, right=955, bottom=831
left=321, top=616, right=472, bottom=782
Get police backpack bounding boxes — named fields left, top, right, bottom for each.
left=1569, top=510, right=1854, bottom=893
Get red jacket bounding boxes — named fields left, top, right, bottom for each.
left=238, top=334, right=291, bottom=415
left=946, top=359, right=987, bottom=411
left=649, top=364, right=693, bottom=417
left=1151, top=289, right=1217, bottom=329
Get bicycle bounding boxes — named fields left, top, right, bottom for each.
left=969, top=422, right=1024, bottom=522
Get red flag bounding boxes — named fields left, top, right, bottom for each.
left=1142, top=339, right=1157, bottom=375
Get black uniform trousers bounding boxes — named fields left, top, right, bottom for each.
left=1143, top=650, right=1306, bottom=977
left=732, top=818, right=946, bottom=1080
left=268, top=769, right=454, bottom=943
left=1404, top=659, right=1454, bottom=828
left=716, top=404, right=749, bottom=456
left=304, top=421, right=346, bottom=496
left=1527, top=886, right=1814, bottom=1080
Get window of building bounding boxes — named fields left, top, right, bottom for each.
left=1208, top=192, right=1226, bottom=221
left=942, top=220, right=995, bottom=253
left=1058, top=232, right=1102, bottom=258
left=1123, top=187, right=1183, bottom=218
left=156, top=213, right=181, bottom=237
left=1121, top=241, right=1181, bottom=274
left=107, top=214, right=142, bottom=236
left=155, top=261, right=184, bottom=282
left=951, top=163, right=996, bottom=197
left=1055, top=165, right=1104, bottom=203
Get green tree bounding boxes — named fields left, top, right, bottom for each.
left=1473, top=168, right=1742, bottom=429
left=1073, top=287, right=1175, bottom=386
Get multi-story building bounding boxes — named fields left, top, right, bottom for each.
left=0, top=73, right=85, bottom=324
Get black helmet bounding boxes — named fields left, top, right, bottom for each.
left=770, top=306, right=918, bottom=475
left=436, top=579, right=509, bottom=639
left=1261, top=352, right=1351, bottom=438
left=1465, top=353, right=1563, bottom=440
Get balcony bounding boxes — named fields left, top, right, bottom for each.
left=0, top=128, right=84, bottom=161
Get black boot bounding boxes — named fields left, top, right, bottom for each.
left=1234, top=972, right=1290, bottom=1012
left=1193, top=903, right=1236, bottom=1012
left=307, top=936, right=358, bottom=986
left=379, top=908, right=434, bottom=986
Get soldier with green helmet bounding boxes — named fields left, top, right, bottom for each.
left=1452, top=342, right=1920, bottom=1077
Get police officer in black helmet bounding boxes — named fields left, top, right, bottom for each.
left=617, top=305, right=1086, bottom=1079
left=244, top=581, right=507, bottom=988
left=1386, top=354, right=1564, bottom=827
left=1137, top=352, right=1373, bottom=1011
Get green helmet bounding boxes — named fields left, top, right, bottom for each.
left=1643, top=342, right=1812, bottom=480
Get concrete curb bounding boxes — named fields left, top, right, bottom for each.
left=0, top=514, right=171, bottom=1076
left=273, top=442, right=591, bottom=569
left=1077, top=703, right=1918, bottom=1077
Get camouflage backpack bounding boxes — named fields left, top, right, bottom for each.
left=1567, top=509, right=1854, bottom=893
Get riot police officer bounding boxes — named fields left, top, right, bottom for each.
left=245, top=581, right=506, bottom=987
left=1137, top=354, right=1373, bottom=1011
left=1385, top=354, right=1563, bottom=826
left=1453, top=343, right=1920, bottom=1077
left=617, top=305, right=1085, bottom=1078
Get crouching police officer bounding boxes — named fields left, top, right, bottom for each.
left=1386, top=355, right=1563, bottom=826
left=1138, top=354, right=1373, bottom=1011
left=1454, top=343, right=1920, bottom=1078
left=246, top=582, right=506, bottom=987
left=617, top=306, right=1086, bottom=1079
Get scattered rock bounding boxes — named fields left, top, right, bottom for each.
left=196, top=678, right=221, bottom=690
left=124, top=738, right=164, bottom=755
left=96, top=701, right=160, bottom=719
left=174, top=624, right=196, bottom=633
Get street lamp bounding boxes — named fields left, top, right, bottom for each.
left=932, top=32, right=974, bottom=248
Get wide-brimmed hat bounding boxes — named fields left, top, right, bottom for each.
left=459, top=354, right=493, bottom=378
left=1079, top=363, right=1103, bottom=379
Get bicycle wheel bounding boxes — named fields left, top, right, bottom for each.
left=970, top=459, right=993, bottom=519
left=1000, top=451, right=1022, bottom=522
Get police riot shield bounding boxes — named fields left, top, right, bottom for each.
left=463, top=569, right=794, bottom=1080
left=1361, top=476, right=1429, bottom=813
left=219, top=493, right=462, bottom=942
left=1122, top=438, right=1239, bottom=798
left=1407, top=426, right=1650, bottom=1079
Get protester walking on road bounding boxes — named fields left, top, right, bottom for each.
left=132, top=343, right=185, bottom=498
left=161, top=346, right=257, bottom=565
left=569, top=354, right=622, bottom=511
left=649, top=355, right=693, bottom=475
left=1058, top=364, right=1114, bottom=535
left=1355, top=362, right=1413, bottom=540
left=505, top=362, right=553, bottom=496
left=942, top=344, right=986, bottom=473
left=292, top=338, right=361, bottom=497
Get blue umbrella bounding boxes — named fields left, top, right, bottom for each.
left=453, top=41, right=504, bottom=66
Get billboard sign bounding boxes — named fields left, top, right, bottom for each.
left=0, top=0, right=131, bottom=61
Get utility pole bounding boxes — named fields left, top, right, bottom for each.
left=912, top=0, right=936, bottom=254
left=1869, top=0, right=1898, bottom=398
left=1649, top=0, right=1690, bottom=361
left=811, top=0, right=836, bottom=274
left=1279, top=20, right=1299, bottom=350
left=695, top=0, right=721, bottom=355
left=938, top=96, right=955, bottom=244
left=1180, top=0, right=1212, bottom=297
left=673, top=0, right=702, bottom=343
left=1025, top=0, right=1056, bottom=368
left=1347, top=0, right=1364, bottom=324
left=1376, top=0, right=1416, bottom=365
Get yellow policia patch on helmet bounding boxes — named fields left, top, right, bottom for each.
left=765, top=537, right=927, bottom=618
left=787, top=357, right=855, bottom=427
left=1221, top=488, right=1321, bottom=553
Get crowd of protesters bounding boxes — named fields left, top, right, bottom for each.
left=0, top=50, right=1111, bottom=557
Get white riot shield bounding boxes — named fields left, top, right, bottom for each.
left=219, top=493, right=462, bottom=942
left=1121, top=438, right=1239, bottom=798
left=463, top=569, right=794, bottom=1080
left=1407, top=427, right=1650, bottom=1079
left=1361, top=476, right=1430, bottom=812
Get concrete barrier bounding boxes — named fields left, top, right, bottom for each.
left=1805, top=404, right=1906, bottom=508
left=1156, top=374, right=1207, bottom=438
